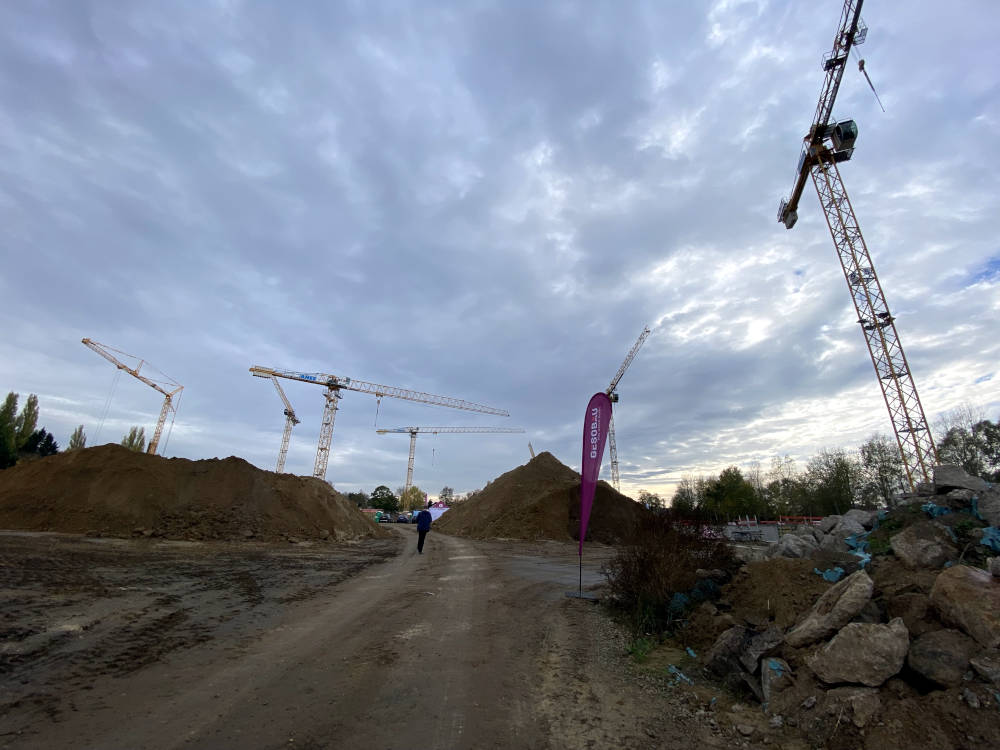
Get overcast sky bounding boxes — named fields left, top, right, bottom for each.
left=2, top=0, right=998, bottom=500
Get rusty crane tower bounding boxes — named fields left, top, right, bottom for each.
left=776, top=0, right=936, bottom=488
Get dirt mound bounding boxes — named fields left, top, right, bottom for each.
left=0, top=444, right=386, bottom=543
left=435, top=451, right=649, bottom=543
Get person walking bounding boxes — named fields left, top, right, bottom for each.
left=415, top=501, right=433, bottom=554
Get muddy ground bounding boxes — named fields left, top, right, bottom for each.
left=0, top=527, right=797, bottom=750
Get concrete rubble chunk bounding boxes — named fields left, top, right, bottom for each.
left=933, top=464, right=988, bottom=492
left=930, top=565, right=1000, bottom=649
left=739, top=626, right=785, bottom=673
left=825, top=687, right=881, bottom=728
left=786, top=569, right=874, bottom=648
left=833, top=515, right=867, bottom=536
left=990, top=557, right=1000, bottom=578
left=809, top=618, right=909, bottom=687
left=761, top=657, right=794, bottom=703
left=906, top=628, right=979, bottom=687
left=889, top=520, right=957, bottom=569
left=978, top=485, right=1000, bottom=527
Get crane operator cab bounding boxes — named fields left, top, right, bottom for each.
left=832, top=119, right=858, bottom=153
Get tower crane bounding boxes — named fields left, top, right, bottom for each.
left=776, top=0, right=936, bottom=489
left=82, top=338, right=183, bottom=456
left=249, top=366, right=510, bottom=482
left=376, top=426, right=525, bottom=492
left=605, top=326, right=652, bottom=492
left=257, top=374, right=300, bottom=473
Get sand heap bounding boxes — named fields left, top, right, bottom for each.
left=0, top=444, right=385, bottom=542
left=434, top=451, right=649, bottom=543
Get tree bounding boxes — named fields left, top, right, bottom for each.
left=935, top=404, right=989, bottom=478
left=68, top=425, right=87, bottom=451
left=0, top=392, right=17, bottom=468
left=121, top=426, right=146, bottom=452
left=370, top=485, right=399, bottom=513
left=858, top=433, right=905, bottom=507
left=400, top=486, right=426, bottom=511
left=701, top=467, right=763, bottom=520
left=22, top=428, right=58, bottom=457
left=13, top=394, right=38, bottom=450
left=439, top=486, right=455, bottom=506
left=637, top=489, right=664, bottom=510
left=804, top=448, right=863, bottom=516
left=975, top=418, right=1000, bottom=481
left=346, top=491, right=369, bottom=508
left=670, top=479, right=698, bottom=517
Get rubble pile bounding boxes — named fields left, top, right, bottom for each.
left=687, top=464, right=1000, bottom=749
left=434, top=451, right=649, bottom=543
left=0, top=444, right=386, bottom=543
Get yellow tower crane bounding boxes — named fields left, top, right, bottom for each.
left=376, top=426, right=526, bottom=492
left=776, top=0, right=936, bottom=488
left=249, top=366, right=510, bottom=482
left=81, top=338, right=183, bottom=456
left=605, top=326, right=651, bottom=492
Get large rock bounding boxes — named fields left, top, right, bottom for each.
left=706, top=625, right=750, bottom=676
left=934, top=464, right=988, bottom=492
left=843, top=508, right=877, bottom=530
left=766, top=533, right=818, bottom=559
left=930, top=565, right=1000, bottom=648
left=740, top=626, right=784, bottom=673
left=906, top=629, right=979, bottom=687
left=819, top=515, right=841, bottom=534
left=978, top=485, right=1000, bottom=527
left=886, top=592, right=939, bottom=637
left=809, top=618, right=909, bottom=687
left=833, top=515, right=867, bottom=537
left=970, top=650, right=1000, bottom=686
left=890, top=520, right=957, bottom=568
left=761, top=657, right=794, bottom=703
left=786, top=570, right=874, bottom=648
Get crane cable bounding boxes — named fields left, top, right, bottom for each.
left=95, top=368, right=122, bottom=441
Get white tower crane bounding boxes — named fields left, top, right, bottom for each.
left=254, top=374, right=300, bottom=473
left=376, top=426, right=526, bottom=492
left=249, top=366, right=510, bottom=482
left=82, top=338, right=183, bottom=456
left=605, top=326, right=651, bottom=492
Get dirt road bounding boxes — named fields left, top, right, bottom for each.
left=1, top=528, right=745, bottom=750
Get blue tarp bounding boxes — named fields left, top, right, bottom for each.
left=667, top=664, right=694, bottom=685
left=813, top=566, right=845, bottom=582
left=922, top=501, right=952, bottom=518
left=981, top=526, right=1000, bottom=553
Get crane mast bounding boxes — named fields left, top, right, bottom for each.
left=605, top=326, right=651, bottom=492
left=250, top=366, right=510, bottom=482
left=82, top=338, right=183, bottom=456
left=776, top=0, right=936, bottom=489
left=251, top=372, right=300, bottom=473
left=376, top=426, right=525, bottom=492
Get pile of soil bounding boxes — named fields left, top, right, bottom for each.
left=435, top=451, right=649, bottom=544
left=0, top=444, right=386, bottom=543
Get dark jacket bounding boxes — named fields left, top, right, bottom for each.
left=416, top=509, right=432, bottom=532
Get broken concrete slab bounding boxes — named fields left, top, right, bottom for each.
left=809, top=618, right=909, bottom=687
left=786, top=569, right=873, bottom=648
left=761, top=657, right=794, bottom=703
left=906, top=628, right=979, bottom=687
left=978, top=485, right=1000, bottom=527
left=969, top=650, right=1000, bottom=686
left=739, top=626, right=784, bottom=673
left=929, top=564, right=1000, bottom=649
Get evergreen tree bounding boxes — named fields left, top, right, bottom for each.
left=68, top=425, right=87, bottom=451
left=0, top=392, right=18, bottom=468
left=121, top=426, right=146, bottom=452
left=13, top=394, right=38, bottom=450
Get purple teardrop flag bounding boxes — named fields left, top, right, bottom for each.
left=579, top=392, right=612, bottom=555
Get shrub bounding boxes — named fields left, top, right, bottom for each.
left=603, top=515, right=735, bottom=636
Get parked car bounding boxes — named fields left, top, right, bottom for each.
left=395, top=514, right=409, bottom=523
